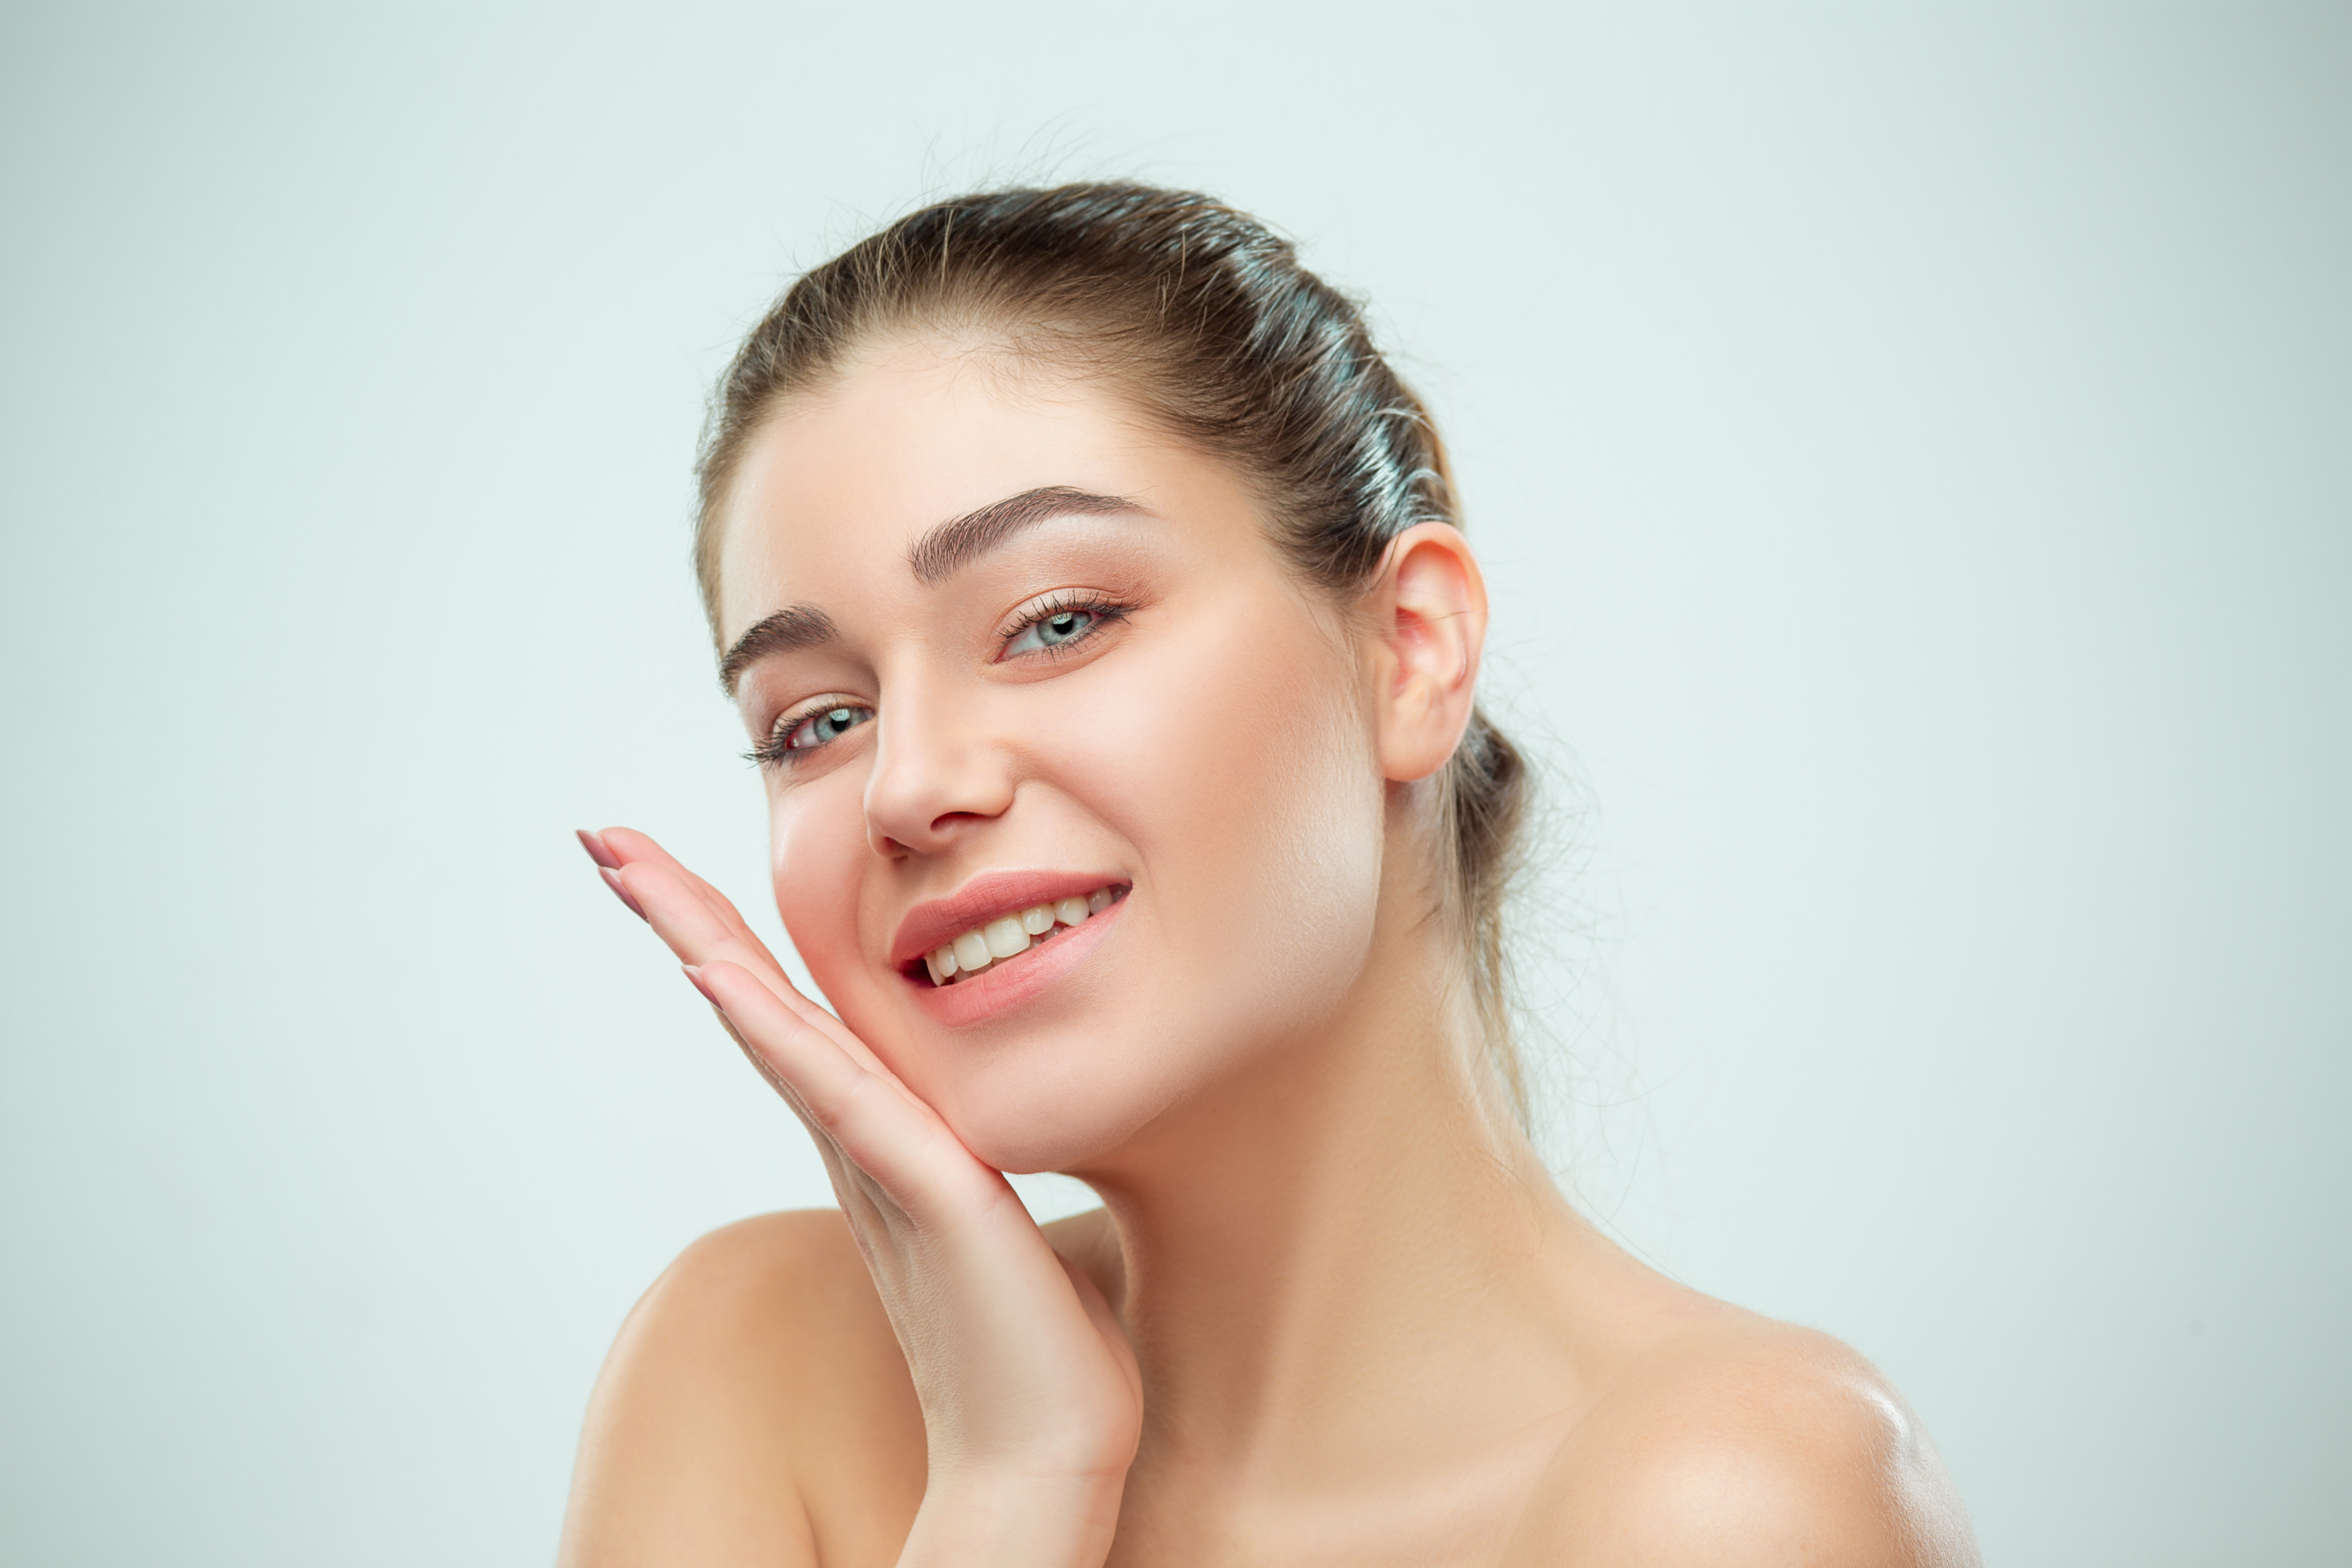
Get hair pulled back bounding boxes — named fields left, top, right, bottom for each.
left=695, top=182, right=1533, bottom=1111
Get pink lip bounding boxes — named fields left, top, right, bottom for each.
left=889, top=869, right=1127, bottom=968
left=906, top=892, right=1125, bottom=1027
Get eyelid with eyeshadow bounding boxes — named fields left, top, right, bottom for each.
left=993, top=590, right=1132, bottom=661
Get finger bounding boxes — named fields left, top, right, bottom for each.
left=623, top=857, right=786, bottom=978
left=688, top=974, right=827, bottom=1126
left=624, top=855, right=907, bottom=1080
left=685, top=983, right=898, bottom=1236
left=594, top=826, right=761, bottom=936
left=685, top=984, right=918, bottom=1267
left=634, top=862, right=905, bottom=1085
left=695, top=960, right=990, bottom=1222
left=584, top=830, right=791, bottom=979
left=581, top=825, right=771, bottom=957
left=589, top=829, right=822, bottom=1018
left=581, top=828, right=837, bottom=1063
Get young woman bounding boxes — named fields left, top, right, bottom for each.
left=558, top=184, right=1978, bottom=1567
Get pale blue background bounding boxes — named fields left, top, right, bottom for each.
left=3, top=4, right=2345, bottom=1563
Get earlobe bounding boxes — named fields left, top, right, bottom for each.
left=1375, top=524, right=1489, bottom=783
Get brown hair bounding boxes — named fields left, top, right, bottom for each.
left=694, top=183, right=1533, bottom=1112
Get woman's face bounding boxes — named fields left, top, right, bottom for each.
left=714, top=336, right=1389, bottom=1173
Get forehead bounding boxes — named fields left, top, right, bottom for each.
left=713, top=337, right=1239, bottom=643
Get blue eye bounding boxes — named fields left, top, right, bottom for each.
left=1003, top=601, right=1122, bottom=657
left=776, top=703, right=872, bottom=757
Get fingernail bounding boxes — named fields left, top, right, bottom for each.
left=600, top=866, right=648, bottom=921
left=682, top=964, right=719, bottom=1006
left=575, top=828, right=621, bottom=870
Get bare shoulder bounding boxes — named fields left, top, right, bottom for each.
left=558, top=1210, right=923, bottom=1568
left=1506, top=1312, right=1980, bottom=1567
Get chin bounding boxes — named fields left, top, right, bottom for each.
left=816, top=847, right=1383, bottom=1180
left=926, top=1026, right=1183, bottom=1177
left=920, top=962, right=1364, bottom=1180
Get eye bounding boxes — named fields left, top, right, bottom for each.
left=1001, top=597, right=1126, bottom=659
left=785, top=703, right=872, bottom=751
left=751, top=701, right=873, bottom=767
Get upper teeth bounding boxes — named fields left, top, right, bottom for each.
left=925, top=886, right=1118, bottom=985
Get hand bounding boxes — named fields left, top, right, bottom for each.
left=576, top=828, right=1141, bottom=1567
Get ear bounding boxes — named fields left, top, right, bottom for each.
left=1368, top=523, right=1489, bottom=783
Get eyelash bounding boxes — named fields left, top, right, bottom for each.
left=1001, top=590, right=1130, bottom=661
left=746, top=592, right=1132, bottom=769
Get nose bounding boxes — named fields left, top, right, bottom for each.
left=862, top=672, right=1016, bottom=857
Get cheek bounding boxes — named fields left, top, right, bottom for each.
left=1072, top=593, right=1386, bottom=1036
left=927, top=605, right=1383, bottom=1173
left=767, top=770, right=873, bottom=1006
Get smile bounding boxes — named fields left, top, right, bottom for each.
left=918, top=886, right=1125, bottom=986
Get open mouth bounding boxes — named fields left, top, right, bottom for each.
left=906, top=883, right=1128, bottom=987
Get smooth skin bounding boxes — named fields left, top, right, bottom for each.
left=558, top=335, right=1980, bottom=1567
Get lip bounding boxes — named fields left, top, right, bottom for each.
left=889, top=869, right=1127, bottom=968
left=905, top=893, right=1124, bottom=1027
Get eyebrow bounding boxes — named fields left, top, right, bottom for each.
left=717, top=486, right=1143, bottom=696
left=718, top=603, right=840, bottom=696
left=907, top=485, right=1143, bottom=587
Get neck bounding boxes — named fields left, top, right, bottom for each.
left=1067, top=915, right=1596, bottom=1496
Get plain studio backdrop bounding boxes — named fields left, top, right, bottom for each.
left=2, top=4, right=2345, bottom=1564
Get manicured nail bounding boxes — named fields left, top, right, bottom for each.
left=575, top=828, right=621, bottom=870
left=600, top=866, right=647, bottom=921
left=682, top=965, right=719, bottom=1007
